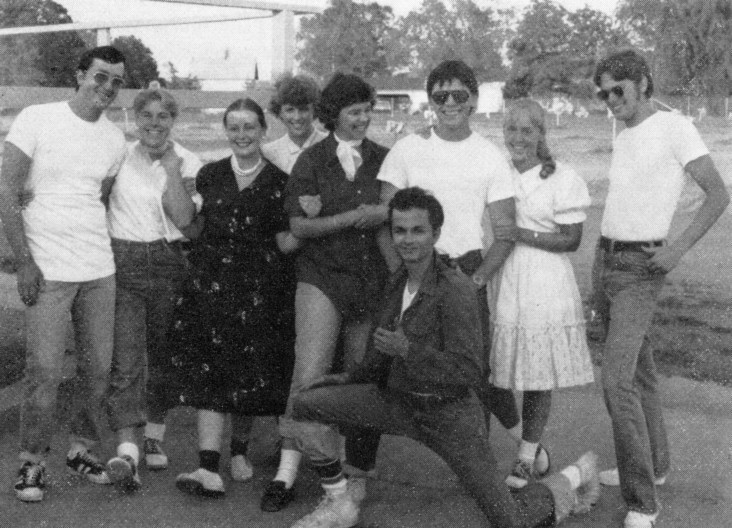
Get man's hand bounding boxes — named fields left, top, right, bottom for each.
left=307, top=372, right=350, bottom=389
left=17, top=259, right=43, bottom=306
left=299, top=194, right=322, bottom=218
left=373, top=327, right=409, bottom=358
left=643, top=245, right=683, bottom=275
left=354, top=204, right=384, bottom=229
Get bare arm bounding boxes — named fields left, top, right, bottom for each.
left=473, top=197, right=516, bottom=286
left=100, top=176, right=115, bottom=207
left=289, top=209, right=360, bottom=238
left=644, top=154, right=730, bottom=273
left=178, top=215, right=204, bottom=240
left=0, top=142, right=43, bottom=305
left=497, top=223, right=583, bottom=253
left=377, top=181, right=401, bottom=273
left=161, top=146, right=196, bottom=229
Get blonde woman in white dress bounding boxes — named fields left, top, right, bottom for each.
left=491, top=99, right=594, bottom=489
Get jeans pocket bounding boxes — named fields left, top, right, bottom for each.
left=609, top=251, right=651, bottom=276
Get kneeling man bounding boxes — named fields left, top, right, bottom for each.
left=290, top=187, right=600, bottom=528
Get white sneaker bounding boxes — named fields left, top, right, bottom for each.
left=143, top=437, right=168, bottom=470
left=290, top=489, right=360, bottom=528
left=176, top=468, right=225, bottom=498
left=230, top=454, right=254, bottom=482
left=624, top=510, right=659, bottom=528
left=599, top=468, right=667, bottom=487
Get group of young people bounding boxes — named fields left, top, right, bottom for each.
left=0, top=44, right=728, bottom=528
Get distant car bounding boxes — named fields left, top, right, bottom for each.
left=373, top=98, right=393, bottom=113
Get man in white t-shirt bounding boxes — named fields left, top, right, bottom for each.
left=591, top=50, right=729, bottom=528
left=376, top=60, right=547, bottom=472
left=0, top=46, right=128, bottom=502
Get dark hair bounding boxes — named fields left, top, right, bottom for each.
left=316, top=72, right=375, bottom=132
left=594, top=49, right=653, bottom=97
left=133, top=88, right=178, bottom=119
left=269, top=73, right=321, bottom=116
left=77, top=46, right=126, bottom=72
left=389, top=187, right=444, bottom=231
left=504, top=99, right=556, bottom=179
left=426, top=60, right=479, bottom=97
left=223, top=98, right=267, bottom=129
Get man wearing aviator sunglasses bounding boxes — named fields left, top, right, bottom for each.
left=0, top=46, right=128, bottom=503
left=591, top=49, right=729, bottom=528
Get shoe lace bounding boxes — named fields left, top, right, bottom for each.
left=145, top=438, right=163, bottom=454
left=76, top=451, right=103, bottom=472
left=513, top=460, right=533, bottom=479
left=21, top=464, right=43, bottom=485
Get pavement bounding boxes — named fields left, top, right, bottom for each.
left=0, top=269, right=731, bottom=527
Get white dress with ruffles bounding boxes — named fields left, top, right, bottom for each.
left=489, top=163, right=594, bottom=390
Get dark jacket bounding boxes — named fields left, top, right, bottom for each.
left=351, top=252, right=484, bottom=397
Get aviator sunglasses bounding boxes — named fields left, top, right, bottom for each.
left=431, top=90, right=471, bottom=105
left=597, top=86, right=624, bottom=101
left=92, top=71, right=125, bottom=90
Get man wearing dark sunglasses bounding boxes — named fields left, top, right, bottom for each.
left=591, top=49, right=729, bottom=528
left=0, top=46, right=128, bottom=502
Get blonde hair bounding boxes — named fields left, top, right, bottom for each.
left=504, top=99, right=556, bottom=179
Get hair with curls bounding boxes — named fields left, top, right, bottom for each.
left=77, top=46, right=126, bottom=72
left=223, top=98, right=267, bottom=129
left=269, top=73, right=321, bottom=116
left=426, top=60, right=479, bottom=97
left=316, top=72, right=375, bottom=132
left=133, top=88, right=179, bottom=119
left=594, top=49, right=654, bottom=98
left=504, top=99, right=556, bottom=179
left=389, top=187, right=444, bottom=231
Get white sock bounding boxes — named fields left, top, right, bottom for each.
left=560, top=465, right=581, bottom=489
left=322, top=478, right=348, bottom=496
left=518, top=440, right=539, bottom=463
left=507, top=424, right=523, bottom=444
left=274, top=449, right=301, bottom=489
left=117, top=442, right=140, bottom=465
left=144, top=422, right=166, bottom=442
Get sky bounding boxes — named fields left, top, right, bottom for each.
left=55, top=0, right=619, bottom=85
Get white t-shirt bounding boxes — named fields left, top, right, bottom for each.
left=6, top=101, right=126, bottom=281
left=108, top=141, right=203, bottom=242
left=377, top=131, right=515, bottom=258
left=602, top=111, right=709, bottom=241
left=262, top=128, right=328, bottom=174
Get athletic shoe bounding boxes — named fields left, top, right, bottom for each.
left=290, top=488, right=360, bottom=528
left=66, top=449, right=111, bottom=485
left=261, top=480, right=296, bottom=512
left=571, top=451, right=600, bottom=514
left=534, top=443, right=551, bottom=477
left=599, top=467, right=667, bottom=487
left=347, top=477, right=367, bottom=504
left=143, top=437, right=168, bottom=471
left=107, top=455, right=142, bottom=492
left=176, top=468, right=225, bottom=498
left=505, top=459, right=534, bottom=489
left=14, top=461, right=46, bottom=502
left=624, top=510, right=659, bottom=528
left=230, top=454, right=254, bottom=482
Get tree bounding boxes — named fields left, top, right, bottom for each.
left=297, top=0, right=402, bottom=79
left=165, top=62, right=202, bottom=90
left=111, top=35, right=159, bottom=89
left=400, top=0, right=508, bottom=80
left=0, top=0, right=87, bottom=86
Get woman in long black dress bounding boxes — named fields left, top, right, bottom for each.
left=172, top=98, right=299, bottom=497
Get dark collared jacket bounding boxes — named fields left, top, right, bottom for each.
left=350, top=252, right=484, bottom=398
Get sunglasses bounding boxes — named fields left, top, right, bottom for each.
left=92, top=71, right=125, bottom=90
left=431, top=90, right=471, bottom=105
left=597, top=86, right=624, bottom=101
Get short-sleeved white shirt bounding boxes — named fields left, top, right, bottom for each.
left=108, top=141, right=203, bottom=242
left=602, top=111, right=709, bottom=241
left=262, top=128, right=328, bottom=174
left=6, top=101, right=126, bottom=281
left=377, top=131, right=515, bottom=258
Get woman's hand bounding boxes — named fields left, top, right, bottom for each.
left=353, top=204, right=386, bottom=229
left=183, top=178, right=197, bottom=197
left=299, top=194, right=322, bottom=218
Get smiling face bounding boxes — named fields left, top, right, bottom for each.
left=391, top=208, right=440, bottom=266
left=334, top=101, right=372, bottom=141
left=504, top=110, right=541, bottom=172
left=136, top=100, right=174, bottom=153
left=225, top=109, right=265, bottom=160
left=430, top=79, right=476, bottom=135
left=599, top=72, right=650, bottom=127
left=76, top=58, right=125, bottom=112
left=280, top=103, right=315, bottom=142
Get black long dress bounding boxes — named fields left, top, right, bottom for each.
left=170, top=157, right=295, bottom=415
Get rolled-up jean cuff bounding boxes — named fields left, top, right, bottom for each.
left=542, top=473, right=575, bottom=525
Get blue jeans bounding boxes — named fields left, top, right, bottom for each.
left=592, top=244, right=670, bottom=514
left=20, top=274, right=115, bottom=460
left=294, top=384, right=572, bottom=528
left=106, top=238, right=189, bottom=431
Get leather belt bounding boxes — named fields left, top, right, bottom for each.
left=600, top=236, right=664, bottom=253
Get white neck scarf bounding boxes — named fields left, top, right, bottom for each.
left=334, top=134, right=363, bottom=181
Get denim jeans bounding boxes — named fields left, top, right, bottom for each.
left=105, top=238, right=188, bottom=431
left=279, top=282, right=371, bottom=450
left=20, top=274, right=115, bottom=459
left=294, top=384, right=569, bottom=528
left=593, top=244, right=670, bottom=514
